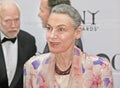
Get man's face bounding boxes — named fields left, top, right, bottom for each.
left=0, top=4, right=20, bottom=38
left=38, top=0, right=50, bottom=28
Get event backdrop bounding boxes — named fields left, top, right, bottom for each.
left=0, top=0, right=120, bottom=87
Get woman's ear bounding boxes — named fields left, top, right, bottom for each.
left=75, top=26, right=82, bottom=39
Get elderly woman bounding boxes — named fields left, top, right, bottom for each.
left=24, top=4, right=113, bottom=88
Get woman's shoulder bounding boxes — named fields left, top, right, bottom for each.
left=24, top=53, right=52, bottom=66
left=82, top=52, right=110, bottom=67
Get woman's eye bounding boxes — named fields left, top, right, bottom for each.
left=46, top=26, right=52, bottom=31
left=58, top=28, right=65, bottom=32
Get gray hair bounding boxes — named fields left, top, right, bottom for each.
left=48, top=0, right=71, bottom=8
left=51, top=4, right=82, bottom=29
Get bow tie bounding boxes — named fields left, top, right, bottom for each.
left=1, top=37, right=16, bottom=43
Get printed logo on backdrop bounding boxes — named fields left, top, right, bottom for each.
left=81, top=10, right=100, bottom=31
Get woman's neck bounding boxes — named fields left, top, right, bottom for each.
left=55, top=51, right=74, bottom=71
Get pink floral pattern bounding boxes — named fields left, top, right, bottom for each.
left=24, top=47, right=113, bottom=88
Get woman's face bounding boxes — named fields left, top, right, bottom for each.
left=46, top=13, right=81, bottom=54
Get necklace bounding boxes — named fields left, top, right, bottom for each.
left=55, top=63, right=72, bottom=75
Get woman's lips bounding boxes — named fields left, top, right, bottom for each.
left=49, top=42, right=59, bottom=47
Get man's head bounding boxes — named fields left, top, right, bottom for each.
left=0, top=0, right=20, bottom=38
left=38, top=0, right=71, bottom=28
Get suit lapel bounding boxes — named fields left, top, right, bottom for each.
left=0, top=43, right=9, bottom=87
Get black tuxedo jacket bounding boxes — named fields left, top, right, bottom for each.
left=0, top=30, right=37, bottom=88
